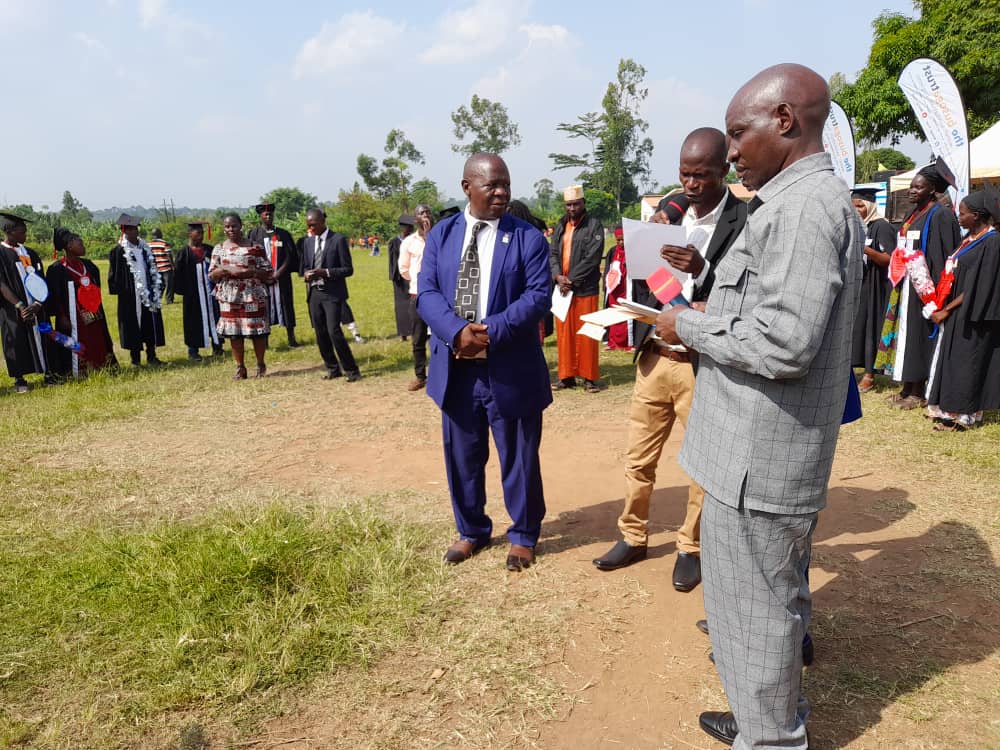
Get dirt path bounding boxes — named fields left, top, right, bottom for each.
left=39, top=365, right=997, bottom=749
left=236, top=372, right=997, bottom=750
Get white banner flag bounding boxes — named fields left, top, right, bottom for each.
left=898, top=58, right=970, bottom=211
left=822, top=101, right=856, bottom=188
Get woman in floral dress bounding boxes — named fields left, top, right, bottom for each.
left=208, top=212, right=273, bottom=379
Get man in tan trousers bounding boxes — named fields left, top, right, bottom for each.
left=592, top=128, right=746, bottom=591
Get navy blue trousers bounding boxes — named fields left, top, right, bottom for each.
left=441, top=361, right=545, bottom=548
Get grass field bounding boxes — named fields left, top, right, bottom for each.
left=1, top=247, right=997, bottom=748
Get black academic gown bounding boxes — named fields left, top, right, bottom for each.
left=0, top=244, right=50, bottom=377
left=851, top=217, right=895, bottom=370
left=247, top=225, right=297, bottom=328
left=107, top=243, right=166, bottom=350
left=896, top=205, right=961, bottom=382
left=927, top=231, right=1000, bottom=415
left=174, top=243, right=220, bottom=349
left=387, top=234, right=412, bottom=337
left=45, top=258, right=116, bottom=375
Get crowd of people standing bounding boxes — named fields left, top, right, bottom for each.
left=0, top=202, right=368, bottom=391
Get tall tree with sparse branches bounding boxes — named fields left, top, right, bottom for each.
left=357, top=129, right=426, bottom=205
left=450, top=95, right=522, bottom=156
left=548, top=59, right=655, bottom=212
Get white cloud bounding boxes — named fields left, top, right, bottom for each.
left=419, top=0, right=529, bottom=65
left=643, top=77, right=728, bottom=185
left=73, top=31, right=110, bottom=59
left=293, top=11, right=405, bottom=79
left=138, top=0, right=165, bottom=27
left=470, top=23, right=580, bottom=102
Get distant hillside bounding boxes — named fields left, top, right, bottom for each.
left=91, top=206, right=248, bottom=222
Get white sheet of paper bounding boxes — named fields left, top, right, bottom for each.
left=580, top=307, right=642, bottom=327
left=577, top=322, right=606, bottom=341
left=612, top=299, right=661, bottom=324
left=621, top=217, right=692, bottom=283
left=551, top=287, right=573, bottom=322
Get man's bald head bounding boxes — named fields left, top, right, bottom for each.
left=463, top=152, right=507, bottom=181
left=680, top=127, right=728, bottom=169
left=462, top=152, right=511, bottom=220
left=725, top=63, right=830, bottom=190
left=678, top=127, right=729, bottom=214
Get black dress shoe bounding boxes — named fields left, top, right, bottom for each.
left=699, top=710, right=738, bottom=746
left=672, top=552, right=701, bottom=591
left=695, top=619, right=709, bottom=635
left=345, top=371, right=362, bottom=383
left=322, top=370, right=343, bottom=380
left=592, top=540, right=647, bottom=571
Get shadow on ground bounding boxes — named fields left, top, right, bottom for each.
left=541, top=484, right=1000, bottom=748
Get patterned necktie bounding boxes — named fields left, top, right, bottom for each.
left=313, top=235, right=325, bottom=269
left=455, top=221, right=487, bottom=322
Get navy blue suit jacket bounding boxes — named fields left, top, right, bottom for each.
left=417, top=212, right=553, bottom=420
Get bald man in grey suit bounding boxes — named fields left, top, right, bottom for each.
left=656, top=64, right=863, bottom=749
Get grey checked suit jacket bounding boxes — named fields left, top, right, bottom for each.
left=676, top=152, right=864, bottom=515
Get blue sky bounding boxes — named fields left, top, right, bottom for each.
left=4, top=0, right=925, bottom=210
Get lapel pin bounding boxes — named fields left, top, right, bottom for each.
left=502, top=233, right=510, bottom=244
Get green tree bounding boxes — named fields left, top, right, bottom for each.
left=856, top=147, right=916, bottom=181
left=836, top=0, right=1000, bottom=143
left=549, top=111, right=603, bottom=184
left=410, top=178, right=444, bottom=210
left=60, top=191, right=92, bottom=223
left=357, top=129, right=426, bottom=205
left=258, top=187, right=319, bottom=222
left=549, top=59, right=655, bottom=213
left=533, top=178, right=555, bottom=214
left=450, top=95, right=522, bottom=156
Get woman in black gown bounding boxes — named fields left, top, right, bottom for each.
left=874, top=165, right=961, bottom=409
left=849, top=188, right=895, bottom=391
left=925, top=190, right=1000, bottom=430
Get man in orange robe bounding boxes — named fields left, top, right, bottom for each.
left=549, top=185, right=604, bottom=392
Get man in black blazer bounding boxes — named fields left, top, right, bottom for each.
left=593, top=128, right=747, bottom=590
left=299, top=207, right=361, bottom=381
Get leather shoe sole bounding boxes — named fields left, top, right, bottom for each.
left=592, top=540, right=647, bottom=571
left=672, top=552, right=701, bottom=592
left=443, top=538, right=490, bottom=564
left=506, top=544, right=535, bottom=571
left=698, top=710, right=738, bottom=746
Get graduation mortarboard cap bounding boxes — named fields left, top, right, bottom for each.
left=0, top=211, right=31, bottom=232
left=186, top=220, right=212, bottom=240
left=398, top=214, right=416, bottom=226
left=850, top=187, right=879, bottom=202
left=437, top=204, right=462, bottom=220
left=117, top=213, right=141, bottom=227
left=255, top=202, right=275, bottom=214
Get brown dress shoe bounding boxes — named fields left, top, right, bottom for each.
left=407, top=378, right=427, bottom=391
left=443, top=538, right=489, bottom=564
left=506, top=544, right=535, bottom=571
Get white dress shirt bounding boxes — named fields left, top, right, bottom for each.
left=398, top=233, right=425, bottom=296
left=680, top=191, right=728, bottom=300
left=459, top=205, right=500, bottom=323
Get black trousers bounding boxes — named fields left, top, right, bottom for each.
left=409, top=296, right=428, bottom=380
left=160, top=270, right=175, bottom=303
left=308, top=289, right=358, bottom=375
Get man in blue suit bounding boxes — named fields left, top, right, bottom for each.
left=417, top=153, right=553, bottom=571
